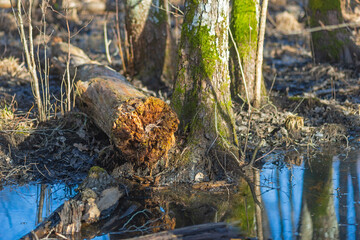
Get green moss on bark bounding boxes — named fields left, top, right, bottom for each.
left=308, top=0, right=350, bottom=62
left=308, top=0, right=341, bottom=13
left=312, top=31, right=345, bottom=61
left=171, top=0, right=238, bottom=167
left=229, top=0, right=259, bottom=101
left=230, top=0, right=258, bottom=60
left=173, top=0, right=221, bottom=126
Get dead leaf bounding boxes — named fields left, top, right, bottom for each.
left=76, top=128, right=87, bottom=140
left=74, top=143, right=88, bottom=152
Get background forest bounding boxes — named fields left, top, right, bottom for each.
left=0, top=0, right=360, bottom=239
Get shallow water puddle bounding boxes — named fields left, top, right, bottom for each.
left=1, top=149, right=359, bottom=239
left=261, top=149, right=360, bottom=239
left=0, top=183, right=77, bottom=239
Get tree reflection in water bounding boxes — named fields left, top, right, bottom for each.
left=1, top=150, right=360, bottom=239
left=260, top=150, right=360, bottom=240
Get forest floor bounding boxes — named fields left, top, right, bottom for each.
left=0, top=0, right=359, bottom=187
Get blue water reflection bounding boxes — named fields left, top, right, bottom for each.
left=0, top=183, right=76, bottom=239
left=261, top=161, right=304, bottom=239
left=261, top=150, right=360, bottom=240
left=1, top=150, right=360, bottom=240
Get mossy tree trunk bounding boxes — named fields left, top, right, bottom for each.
left=229, top=0, right=267, bottom=106
left=308, top=0, right=360, bottom=64
left=171, top=0, right=238, bottom=180
left=125, top=0, right=175, bottom=89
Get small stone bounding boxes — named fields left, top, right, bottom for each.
left=82, top=198, right=100, bottom=223
left=315, top=132, right=323, bottom=138
left=96, top=187, right=122, bottom=213
left=237, top=126, right=248, bottom=132
left=194, top=172, right=204, bottom=182
left=280, top=127, right=289, bottom=138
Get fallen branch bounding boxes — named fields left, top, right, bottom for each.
left=126, top=222, right=243, bottom=240
left=287, top=21, right=360, bottom=35
left=52, top=42, right=179, bottom=169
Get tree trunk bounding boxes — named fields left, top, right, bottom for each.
left=229, top=0, right=267, bottom=106
left=52, top=43, right=179, bottom=170
left=308, top=0, right=360, bottom=64
left=125, top=0, right=174, bottom=89
left=171, top=0, right=239, bottom=180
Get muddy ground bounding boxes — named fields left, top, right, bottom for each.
left=0, top=0, right=360, bottom=188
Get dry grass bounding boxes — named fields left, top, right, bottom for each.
left=0, top=57, right=29, bottom=78
left=275, top=11, right=303, bottom=34
left=0, top=98, right=35, bottom=134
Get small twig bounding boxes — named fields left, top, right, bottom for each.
left=253, top=146, right=277, bottom=163
left=228, top=28, right=251, bottom=110
left=44, top=164, right=52, bottom=176
left=104, top=17, right=112, bottom=65
left=31, top=231, right=39, bottom=240
left=254, top=0, right=269, bottom=108
left=151, top=3, right=183, bottom=17
left=168, top=2, right=184, bottom=16
left=47, top=5, right=93, bottom=39
left=242, top=111, right=253, bottom=161
left=121, top=209, right=151, bottom=230
left=34, top=163, right=52, bottom=181
left=65, top=8, right=71, bottom=112
left=45, top=228, right=54, bottom=239
left=12, top=0, right=45, bottom=121
left=115, top=0, right=126, bottom=73
left=70, top=19, right=93, bottom=38
left=249, top=139, right=266, bottom=166
left=268, top=73, right=277, bottom=95
left=292, top=97, right=305, bottom=113
left=287, top=21, right=360, bottom=35
left=341, top=134, right=349, bottom=150
left=55, top=232, right=68, bottom=239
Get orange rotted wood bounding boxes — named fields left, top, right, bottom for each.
left=76, top=64, right=179, bottom=168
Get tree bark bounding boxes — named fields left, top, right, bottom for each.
left=52, top=42, right=179, bottom=169
left=171, top=0, right=239, bottom=180
left=229, top=0, right=267, bottom=106
left=125, top=0, right=174, bottom=89
left=308, top=0, right=360, bottom=64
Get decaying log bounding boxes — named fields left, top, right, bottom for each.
left=52, top=42, right=179, bottom=168
left=125, top=222, right=244, bottom=240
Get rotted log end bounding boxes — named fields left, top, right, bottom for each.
left=112, top=96, right=179, bottom=168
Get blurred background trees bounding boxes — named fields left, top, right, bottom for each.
left=125, top=0, right=175, bottom=90
left=308, top=0, right=360, bottom=64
